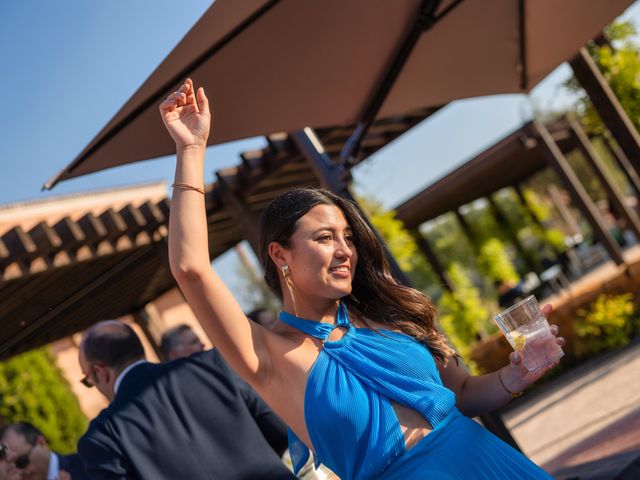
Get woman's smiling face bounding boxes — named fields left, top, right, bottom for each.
left=283, top=204, right=357, bottom=302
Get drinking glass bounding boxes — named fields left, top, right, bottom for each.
left=495, top=295, right=564, bottom=372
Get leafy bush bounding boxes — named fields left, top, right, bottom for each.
left=361, top=196, right=439, bottom=294
left=438, top=263, right=490, bottom=358
left=575, top=293, right=637, bottom=355
left=544, top=229, right=567, bottom=254
left=477, top=238, right=519, bottom=284
left=0, top=348, right=87, bottom=453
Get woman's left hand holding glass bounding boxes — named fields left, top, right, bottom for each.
left=499, top=304, right=565, bottom=396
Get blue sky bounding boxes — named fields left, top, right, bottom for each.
left=1, top=0, right=639, bottom=209
left=1, top=0, right=639, bottom=307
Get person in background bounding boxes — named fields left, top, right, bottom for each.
left=77, top=320, right=293, bottom=480
left=0, top=441, right=20, bottom=480
left=161, top=79, right=564, bottom=479
left=247, top=308, right=279, bottom=331
left=495, top=279, right=525, bottom=309
left=1, top=423, right=85, bottom=480
left=159, top=323, right=205, bottom=361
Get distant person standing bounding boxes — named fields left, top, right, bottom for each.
left=247, top=308, right=279, bottom=331
left=77, top=320, right=294, bottom=480
left=159, top=323, right=205, bottom=361
left=1, top=423, right=86, bottom=480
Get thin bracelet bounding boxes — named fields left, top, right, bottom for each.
left=171, top=183, right=205, bottom=195
left=498, top=368, right=523, bottom=398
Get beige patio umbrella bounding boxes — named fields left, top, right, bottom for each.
left=46, top=0, right=634, bottom=188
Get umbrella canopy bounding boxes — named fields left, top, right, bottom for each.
left=47, top=0, right=633, bottom=188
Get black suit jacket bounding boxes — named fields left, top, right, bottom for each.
left=58, top=452, right=90, bottom=480
left=78, top=350, right=294, bottom=480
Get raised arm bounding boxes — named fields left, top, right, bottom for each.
left=438, top=304, right=563, bottom=417
left=160, top=79, right=272, bottom=385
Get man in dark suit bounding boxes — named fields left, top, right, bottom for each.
left=77, top=320, right=294, bottom=480
left=1, top=422, right=88, bottom=480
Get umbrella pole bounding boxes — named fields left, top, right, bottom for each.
left=340, top=0, right=457, bottom=165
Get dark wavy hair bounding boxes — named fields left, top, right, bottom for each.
left=259, top=188, right=454, bottom=364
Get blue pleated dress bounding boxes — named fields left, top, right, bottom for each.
left=279, top=303, right=552, bottom=480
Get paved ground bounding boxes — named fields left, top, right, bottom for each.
left=501, top=341, right=640, bottom=479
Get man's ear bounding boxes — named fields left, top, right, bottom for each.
left=268, top=241, right=289, bottom=268
left=94, top=364, right=111, bottom=384
left=36, top=435, right=48, bottom=449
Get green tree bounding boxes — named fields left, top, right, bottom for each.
left=565, top=21, right=640, bottom=135
left=358, top=196, right=440, bottom=295
left=521, top=188, right=567, bottom=253
left=438, top=262, right=492, bottom=358
left=427, top=213, right=476, bottom=274
left=0, top=348, right=87, bottom=453
left=476, top=238, right=520, bottom=284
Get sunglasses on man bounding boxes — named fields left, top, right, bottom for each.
left=0, top=442, right=8, bottom=461
left=81, top=362, right=106, bottom=388
left=14, top=445, right=34, bottom=469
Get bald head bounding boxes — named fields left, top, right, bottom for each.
left=81, top=321, right=145, bottom=371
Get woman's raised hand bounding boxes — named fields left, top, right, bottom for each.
left=160, top=78, right=211, bottom=150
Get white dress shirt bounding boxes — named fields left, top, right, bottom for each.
left=47, top=452, right=59, bottom=480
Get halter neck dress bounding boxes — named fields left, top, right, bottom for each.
left=279, top=302, right=552, bottom=480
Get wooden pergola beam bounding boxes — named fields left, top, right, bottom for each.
left=217, top=173, right=261, bottom=255
left=569, top=47, right=640, bottom=175
left=601, top=134, right=640, bottom=198
left=530, top=121, right=625, bottom=266
left=567, top=115, right=640, bottom=242
left=454, top=210, right=477, bottom=251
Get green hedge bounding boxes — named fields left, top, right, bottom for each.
left=0, top=348, right=88, bottom=453
left=575, top=293, right=638, bottom=356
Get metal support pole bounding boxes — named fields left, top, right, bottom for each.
left=340, top=0, right=442, bottom=164
left=569, top=47, right=640, bottom=174
left=567, top=116, right=640, bottom=242
left=409, top=228, right=453, bottom=292
left=531, top=121, right=625, bottom=266
left=291, top=128, right=411, bottom=285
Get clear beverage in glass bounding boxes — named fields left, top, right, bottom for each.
left=494, top=295, right=564, bottom=372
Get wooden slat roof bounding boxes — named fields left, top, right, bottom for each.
left=394, top=119, right=574, bottom=229
left=0, top=108, right=435, bottom=359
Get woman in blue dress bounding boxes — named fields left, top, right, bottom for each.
left=160, top=79, right=563, bottom=479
